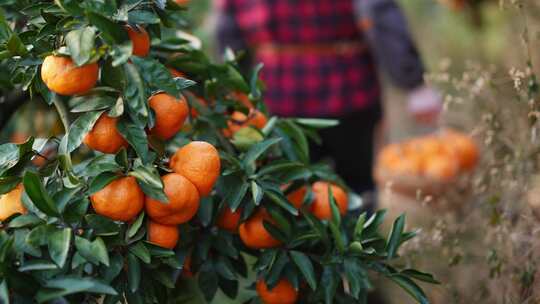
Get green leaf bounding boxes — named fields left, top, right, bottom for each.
left=401, top=269, right=440, bottom=284
left=197, top=196, right=213, bottom=227
left=35, top=276, right=117, bottom=303
left=0, top=280, right=7, bottom=304
left=215, top=256, right=237, bottom=280
left=145, top=242, right=175, bottom=257
left=354, top=212, right=367, bottom=241
left=65, top=26, right=96, bottom=66
left=115, top=148, right=129, bottom=168
left=321, top=266, right=338, bottom=304
left=127, top=212, right=145, bottom=239
left=80, top=154, right=121, bottom=176
left=0, top=143, right=20, bottom=176
left=290, top=251, right=317, bottom=290
left=55, top=0, right=84, bottom=15
left=388, top=274, right=429, bottom=304
left=0, top=176, right=21, bottom=195
left=0, top=8, right=12, bottom=43
left=173, top=77, right=197, bottom=90
left=70, top=95, right=116, bottom=113
left=257, top=161, right=304, bottom=177
left=279, top=120, right=310, bottom=163
left=84, top=214, right=121, bottom=236
left=198, top=263, right=219, bottom=302
left=386, top=214, right=406, bottom=259
left=223, top=177, right=249, bottom=211
left=123, top=63, right=148, bottom=124
left=131, top=57, right=180, bottom=98
left=109, top=97, right=125, bottom=117
left=88, top=171, right=120, bottom=195
left=329, top=222, right=345, bottom=254
left=0, top=235, right=14, bottom=262
left=26, top=224, right=51, bottom=248
left=8, top=214, right=43, bottom=228
left=129, top=164, right=167, bottom=202
left=363, top=209, right=387, bottom=237
left=66, top=110, right=103, bottom=153
left=87, top=11, right=131, bottom=66
left=128, top=10, right=161, bottom=24
left=102, top=253, right=124, bottom=283
left=267, top=208, right=292, bottom=237
left=18, top=260, right=58, bottom=272
left=129, top=242, right=151, bottom=264
left=343, top=258, right=366, bottom=299
left=22, top=171, right=59, bottom=216
left=48, top=228, right=72, bottom=268
left=293, top=118, right=339, bottom=129
left=251, top=181, right=263, bottom=205
left=127, top=253, right=141, bottom=292
left=74, top=236, right=110, bottom=266
left=117, top=119, right=150, bottom=164
left=7, top=33, right=27, bottom=56
left=264, top=189, right=298, bottom=216
left=249, top=63, right=264, bottom=100
left=52, top=187, right=82, bottom=214
left=266, top=251, right=289, bottom=288
left=328, top=186, right=341, bottom=227
left=242, top=138, right=281, bottom=167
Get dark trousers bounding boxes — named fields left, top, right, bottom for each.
left=311, top=104, right=382, bottom=195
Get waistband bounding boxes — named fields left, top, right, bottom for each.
left=255, top=41, right=367, bottom=56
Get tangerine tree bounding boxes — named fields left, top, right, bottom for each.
left=0, top=1, right=437, bottom=303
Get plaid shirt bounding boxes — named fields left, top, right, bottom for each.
left=217, top=0, right=381, bottom=117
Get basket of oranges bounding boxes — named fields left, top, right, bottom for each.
left=375, top=129, right=479, bottom=197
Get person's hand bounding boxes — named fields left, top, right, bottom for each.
left=407, top=85, right=443, bottom=126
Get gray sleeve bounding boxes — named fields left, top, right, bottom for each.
left=354, top=0, right=425, bottom=90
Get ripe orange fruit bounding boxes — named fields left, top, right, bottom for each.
left=175, top=0, right=190, bottom=5
left=216, top=207, right=242, bottom=233
left=148, top=221, right=179, bottom=249
left=41, top=55, right=99, bottom=96
left=145, top=173, right=200, bottom=225
left=286, top=186, right=308, bottom=209
left=310, top=182, right=348, bottom=220
left=404, top=136, right=446, bottom=156
left=229, top=91, right=254, bottom=109
left=83, top=113, right=129, bottom=154
left=392, top=153, right=423, bottom=176
left=256, top=278, right=298, bottom=304
left=90, top=176, right=144, bottom=222
left=169, top=141, right=221, bottom=197
left=126, top=25, right=150, bottom=57
left=441, top=130, right=478, bottom=171
left=423, top=154, right=458, bottom=182
left=238, top=209, right=282, bottom=249
left=169, top=68, right=186, bottom=78
left=0, top=184, right=27, bottom=222
left=148, top=93, right=189, bottom=140
left=224, top=110, right=268, bottom=137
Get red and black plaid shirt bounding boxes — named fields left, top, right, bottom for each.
left=217, top=0, right=381, bottom=117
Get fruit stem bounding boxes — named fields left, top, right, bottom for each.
left=53, top=95, right=70, bottom=132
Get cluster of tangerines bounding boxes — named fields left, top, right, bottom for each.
left=376, top=129, right=479, bottom=183
left=0, top=21, right=352, bottom=303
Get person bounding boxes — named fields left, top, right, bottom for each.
left=215, top=0, right=441, bottom=210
